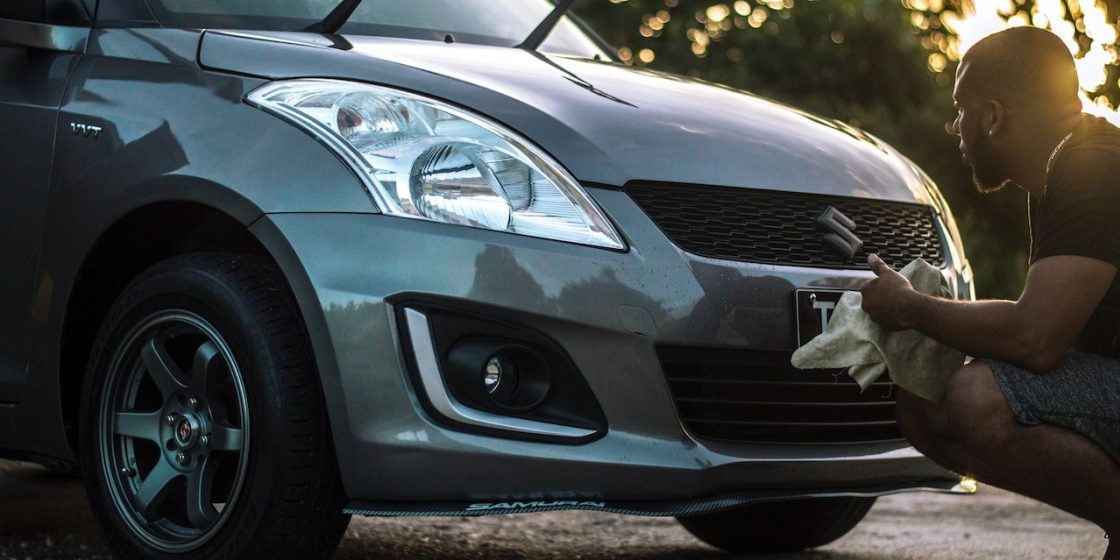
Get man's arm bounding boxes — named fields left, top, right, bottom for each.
left=861, top=253, right=1116, bottom=372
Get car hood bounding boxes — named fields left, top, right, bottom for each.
left=200, top=31, right=935, bottom=205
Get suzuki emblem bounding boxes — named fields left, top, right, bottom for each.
left=816, top=206, right=863, bottom=261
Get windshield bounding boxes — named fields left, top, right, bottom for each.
left=144, top=0, right=610, bottom=58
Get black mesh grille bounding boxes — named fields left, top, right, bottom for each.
left=627, top=184, right=945, bottom=269
left=660, top=347, right=903, bottom=445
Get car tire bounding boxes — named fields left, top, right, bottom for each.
left=675, top=496, right=876, bottom=554
left=80, top=252, right=350, bottom=560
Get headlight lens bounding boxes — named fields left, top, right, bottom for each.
left=246, top=79, right=624, bottom=250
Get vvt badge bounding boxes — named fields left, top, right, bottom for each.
left=816, top=206, right=863, bottom=261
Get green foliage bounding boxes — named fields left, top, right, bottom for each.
left=909, top=0, right=1120, bottom=109
left=577, top=0, right=1045, bottom=298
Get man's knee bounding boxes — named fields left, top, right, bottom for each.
left=895, top=361, right=1016, bottom=451
left=939, top=361, right=1018, bottom=450
left=894, top=388, right=943, bottom=449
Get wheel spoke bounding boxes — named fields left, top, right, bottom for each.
left=185, top=455, right=221, bottom=529
left=142, top=335, right=188, bottom=398
left=134, top=460, right=180, bottom=519
left=208, top=424, right=244, bottom=452
left=190, top=341, right=221, bottom=395
left=114, top=411, right=162, bottom=443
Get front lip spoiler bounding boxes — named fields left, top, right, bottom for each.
left=344, top=479, right=974, bottom=518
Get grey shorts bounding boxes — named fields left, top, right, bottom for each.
left=985, top=351, right=1120, bottom=466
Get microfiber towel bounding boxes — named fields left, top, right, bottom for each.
left=790, top=258, right=965, bottom=403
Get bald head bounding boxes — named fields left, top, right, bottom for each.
left=959, top=27, right=1081, bottom=117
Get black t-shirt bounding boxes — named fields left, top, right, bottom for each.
left=1029, top=114, right=1120, bottom=356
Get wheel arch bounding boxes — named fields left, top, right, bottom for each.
left=57, top=200, right=338, bottom=461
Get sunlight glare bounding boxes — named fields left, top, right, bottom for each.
left=947, top=0, right=1120, bottom=124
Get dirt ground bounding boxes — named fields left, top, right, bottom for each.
left=0, top=459, right=1107, bottom=559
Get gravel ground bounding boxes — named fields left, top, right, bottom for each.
left=0, top=459, right=1108, bottom=559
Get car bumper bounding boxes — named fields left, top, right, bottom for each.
left=250, top=187, right=964, bottom=504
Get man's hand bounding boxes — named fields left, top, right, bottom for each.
left=855, top=254, right=1113, bottom=371
left=861, top=253, right=918, bottom=331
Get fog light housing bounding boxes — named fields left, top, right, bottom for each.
left=395, top=301, right=607, bottom=443
left=448, top=340, right=551, bottom=411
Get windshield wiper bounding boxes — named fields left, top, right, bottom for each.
left=518, top=0, right=576, bottom=51
left=304, top=0, right=364, bottom=34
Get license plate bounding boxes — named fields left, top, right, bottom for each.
left=795, top=289, right=850, bottom=346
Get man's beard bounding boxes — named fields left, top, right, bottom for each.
left=970, top=123, right=1012, bottom=193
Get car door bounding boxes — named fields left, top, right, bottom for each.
left=0, top=2, right=87, bottom=403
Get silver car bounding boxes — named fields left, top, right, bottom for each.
left=0, top=0, right=974, bottom=557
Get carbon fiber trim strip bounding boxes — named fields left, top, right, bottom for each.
left=344, top=480, right=971, bottom=518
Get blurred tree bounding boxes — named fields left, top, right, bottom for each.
left=907, top=0, right=1120, bottom=111
left=903, top=0, right=1120, bottom=296
left=576, top=0, right=1119, bottom=299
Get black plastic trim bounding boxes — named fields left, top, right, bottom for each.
left=0, top=17, right=89, bottom=52
left=625, top=181, right=947, bottom=271
left=391, top=295, right=607, bottom=444
left=658, top=346, right=905, bottom=445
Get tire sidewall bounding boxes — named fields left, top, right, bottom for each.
left=80, top=258, right=298, bottom=560
left=675, top=497, right=877, bottom=554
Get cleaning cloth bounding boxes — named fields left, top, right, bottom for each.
left=790, top=258, right=965, bottom=403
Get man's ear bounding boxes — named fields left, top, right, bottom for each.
left=985, top=99, right=1007, bottom=137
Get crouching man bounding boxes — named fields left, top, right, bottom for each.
left=860, top=27, right=1120, bottom=559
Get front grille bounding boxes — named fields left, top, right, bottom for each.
left=660, top=347, right=903, bottom=444
left=627, top=183, right=945, bottom=269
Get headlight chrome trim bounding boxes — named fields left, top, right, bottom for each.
left=245, top=79, right=626, bottom=251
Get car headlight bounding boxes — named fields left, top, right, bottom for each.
left=246, top=79, right=625, bottom=250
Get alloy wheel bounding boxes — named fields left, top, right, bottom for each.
left=97, top=310, right=250, bottom=553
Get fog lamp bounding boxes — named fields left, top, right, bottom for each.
left=485, top=352, right=527, bottom=405
left=484, top=357, right=503, bottom=393
left=446, top=339, right=550, bottom=411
